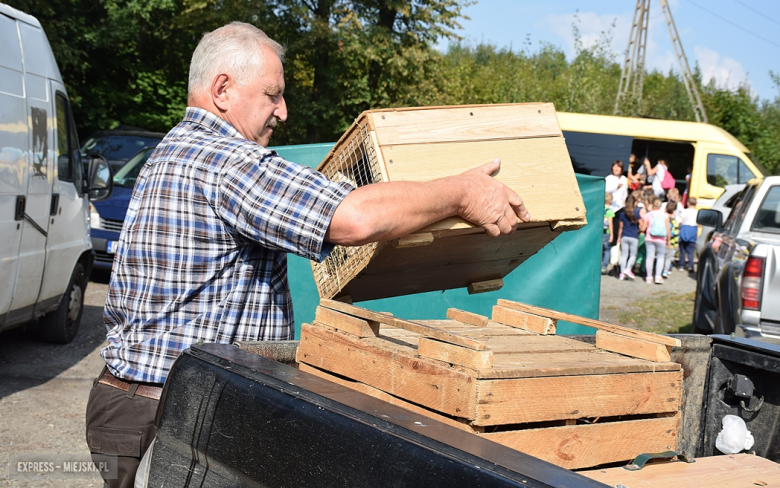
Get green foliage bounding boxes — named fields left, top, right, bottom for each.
left=7, top=0, right=780, bottom=174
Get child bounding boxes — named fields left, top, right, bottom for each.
left=617, top=194, right=642, bottom=280
left=678, top=197, right=698, bottom=272
left=602, top=193, right=615, bottom=274
left=663, top=201, right=679, bottom=277
left=641, top=197, right=670, bottom=284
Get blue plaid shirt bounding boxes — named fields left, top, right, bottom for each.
left=101, top=108, right=353, bottom=383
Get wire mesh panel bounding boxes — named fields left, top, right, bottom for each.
left=313, top=120, right=384, bottom=299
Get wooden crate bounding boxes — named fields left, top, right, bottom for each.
left=297, top=299, right=684, bottom=470
left=581, top=454, right=780, bottom=487
left=311, top=103, right=587, bottom=302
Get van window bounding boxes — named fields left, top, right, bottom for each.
left=55, top=93, right=81, bottom=188
left=0, top=15, right=22, bottom=70
left=707, top=154, right=753, bottom=187
left=562, top=131, right=633, bottom=176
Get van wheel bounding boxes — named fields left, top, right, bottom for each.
left=37, top=263, right=86, bottom=344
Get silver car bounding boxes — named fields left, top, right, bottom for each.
left=693, top=176, right=780, bottom=341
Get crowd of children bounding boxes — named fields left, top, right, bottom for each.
left=602, top=157, right=699, bottom=285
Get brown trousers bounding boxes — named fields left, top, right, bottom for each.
left=85, top=367, right=159, bottom=488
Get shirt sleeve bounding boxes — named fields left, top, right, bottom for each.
left=217, top=151, right=354, bottom=262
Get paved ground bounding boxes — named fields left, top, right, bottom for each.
left=0, top=273, right=110, bottom=487
left=0, top=269, right=697, bottom=486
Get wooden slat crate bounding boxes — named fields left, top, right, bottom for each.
left=311, top=103, right=587, bottom=302
left=296, top=299, right=683, bottom=470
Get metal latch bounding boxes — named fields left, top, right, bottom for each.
left=624, top=450, right=694, bottom=471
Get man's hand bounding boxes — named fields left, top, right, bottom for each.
left=454, top=159, right=531, bottom=237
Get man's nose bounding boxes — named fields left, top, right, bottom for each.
left=275, top=97, right=288, bottom=122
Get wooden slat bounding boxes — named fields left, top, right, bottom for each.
left=468, top=279, right=504, bottom=295
left=581, top=453, right=780, bottom=488
left=482, top=351, right=680, bottom=379
left=314, top=306, right=378, bottom=338
left=492, top=306, right=556, bottom=335
left=483, top=415, right=680, bottom=470
left=417, top=338, right=493, bottom=369
left=381, top=137, right=586, bottom=225
left=382, top=329, right=598, bottom=356
left=369, top=103, right=562, bottom=146
left=392, top=233, right=434, bottom=248
left=446, top=308, right=489, bottom=327
left=298, top=363, right=480, bottom=433
left=320, top=299, right=487, bottom=351
left=474, top=370, right=683, bottom=425
left=497, top=299, right=681, bottom=347
left=596, top=330, right=672, bottom=362
left=297, top=322, right=477, bottom=418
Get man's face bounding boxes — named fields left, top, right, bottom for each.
left=228, top=48, right=288, bottom=147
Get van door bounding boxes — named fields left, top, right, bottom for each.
left=37, top=83, right=89, bottom=311
left=0, top=13, right=27, bottom=327
left=4, top=20, right=53, bottom=325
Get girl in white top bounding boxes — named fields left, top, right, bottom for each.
left=605, top=160, right=628, bottom=210
left=644, top=157, right=669, bottom=199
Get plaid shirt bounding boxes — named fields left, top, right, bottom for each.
left=101, top=108, right=353, bottom=384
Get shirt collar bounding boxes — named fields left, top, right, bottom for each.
left=183, top=107, right=245, bottom=140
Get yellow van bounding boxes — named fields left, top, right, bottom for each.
left=556, top=112, right=769, bottom=208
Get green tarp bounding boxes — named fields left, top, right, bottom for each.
left=273, top=143, right=605, bottom=336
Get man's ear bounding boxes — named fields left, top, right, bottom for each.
left=211, top=74, right=231, bottom=112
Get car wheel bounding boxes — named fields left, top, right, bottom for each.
left=692, top=259, right=715, bottom=334
left=37, top=263, right=87, bottom=344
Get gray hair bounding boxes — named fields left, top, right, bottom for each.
left=188, top=22, right=285, bottom=96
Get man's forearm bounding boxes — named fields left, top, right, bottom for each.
left=325, top=159, right=530, bottom=246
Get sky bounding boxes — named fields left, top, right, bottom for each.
left=447, top=0, right=780, bottom=101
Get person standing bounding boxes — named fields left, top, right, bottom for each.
left=644, top=156, right=669, bottom=199
left=678, top=197, right=699, bottom=272
left=85, top=22, right=530, bottom=488
left=603, top=193, right=616, bottom=274
left=617, top=194, right=642, bottom=280
left=605, top=160, right=628, bottom=210
left=641, top=197, right=671, bottom=284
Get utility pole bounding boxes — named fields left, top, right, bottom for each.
left=614, top=0, right=708, bottom=123
left=659, top=0, right=708, bottom=123
left=614, top=0, right=650, bottom=116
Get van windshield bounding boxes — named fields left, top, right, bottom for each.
left=746, top=153, right=770, bottom=177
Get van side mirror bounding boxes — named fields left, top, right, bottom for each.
left=697, top=208, right=723, bottom=230
left=87, top=155, right=113, bottom=201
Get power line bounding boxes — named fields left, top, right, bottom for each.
left=684, top=0, right=780, bottom=51
left=732, top=0, right=780, bottom=28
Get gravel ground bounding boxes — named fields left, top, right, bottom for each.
left=599, top=266, right=697, bottom=326
left=0, top=268, right=697, bottom=486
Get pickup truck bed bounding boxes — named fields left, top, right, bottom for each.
left=145, top=335, right=780, bottom=487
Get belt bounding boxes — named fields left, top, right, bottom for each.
left=98, top=369, right=163, bottom=401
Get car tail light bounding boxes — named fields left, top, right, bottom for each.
left=741, top=256, right=764, bottom=310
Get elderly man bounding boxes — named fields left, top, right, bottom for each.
left=85, top=22, right=529, bottom=487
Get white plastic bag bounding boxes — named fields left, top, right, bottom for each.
left=715, top=415, right=755, bottom=454
left=609, top=245, right=621, bottom=266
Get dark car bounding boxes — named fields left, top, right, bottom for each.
left=81, top=128, right=165, bottom=173
left=90, top=146, right=156, bottom=270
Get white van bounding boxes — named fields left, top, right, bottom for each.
left=0, top=4, right=112, bottom=343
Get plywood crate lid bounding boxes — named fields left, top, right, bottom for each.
left=312, top=103, right=587, bottom=301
